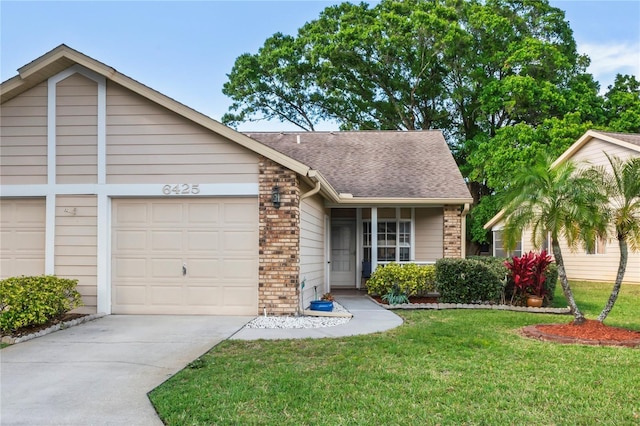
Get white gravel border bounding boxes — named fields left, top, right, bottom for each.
left=246, top=301, right=352, bottom=329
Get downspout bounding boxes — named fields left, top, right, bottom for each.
left=461, top=203, right=470, bottom=258
left=301, top=170, right=322, bottom=200
left=299, top=170, right=322, bottom=314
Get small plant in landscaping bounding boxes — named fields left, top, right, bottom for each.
left=504, top=250, right=553, bottom=303
left=320, top=293, right=335, bottom=302
left=381, top=283, right=409, bottom=305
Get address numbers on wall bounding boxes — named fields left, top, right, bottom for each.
left=162, top=184, right=200, bottom=195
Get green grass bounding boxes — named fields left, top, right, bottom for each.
left=150, top=282, right=640, bottom=425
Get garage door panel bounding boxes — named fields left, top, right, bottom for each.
left=114, top=230, right=147, bottom=251
left=114, top=258, right=147, bottom=278
left=188, top=203, right=219, bottom=224
left=151, top=231, right=183, bottom=251
left=187, top=259, right=219, bottom=278
left=187, top=231, right=219, bottom=251
left=186, top=286, right=219, bottom=306
left=112, top=198, right=258, bottom=315
left=150, top=286, right=182, bottom=305
left=115, top=286, right=146, bottom=305
left=115, top=203, right=148, bottom=224
left=0, top=199, right=46, bottom=278
left=151, top=259, right=182, bottom=278
left=152, top=203, right=183, bottom=223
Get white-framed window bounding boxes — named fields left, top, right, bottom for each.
left=493, top=230, right=522, bottom=258
left=587, top=236, right=606, bottom=255
left=363, top=219, right=412, bottom=262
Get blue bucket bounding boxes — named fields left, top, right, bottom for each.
left=309, top=300, right=334, bottom=312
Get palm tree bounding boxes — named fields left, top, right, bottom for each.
left=500, top=155, right=608, bottom=324
left=587, top=155, right=640, bottom=322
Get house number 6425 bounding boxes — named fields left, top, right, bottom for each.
left=162, top=184, right=200, bottom=195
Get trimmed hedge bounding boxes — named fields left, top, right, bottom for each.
left=435, top=258, right=503, bottom=303
left=0, top=275, right=82, bottom=333
left=366, top=263, right=436, bottom=296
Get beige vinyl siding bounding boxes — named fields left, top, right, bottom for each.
left=559, top=137, right=640, bottom=283
left=55, top=195, right=98, bottom=312
left=557, top=238, right=640, bottom=284
left=414, top=208, right=443, bottom=261
left=0, top=82, right=48, bottom=184
left=571, top=137, right=638, bottom=166
left=56, top=74, right=98, bottom=184
left=0, top=198, right=46, bottom=278
left=106, top=81, right=259, bottom=184
left=300, top=188, right=326, bottom=305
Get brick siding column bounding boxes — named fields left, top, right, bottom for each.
left=258, top=157, right=300, bottom=315
left=443, top=205, right=463, bottom=258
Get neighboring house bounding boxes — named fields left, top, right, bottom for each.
left=0, top=45, right=473, bottom=316
left=485, top=130, right=640, bottom=284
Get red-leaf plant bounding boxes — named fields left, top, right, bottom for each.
left=504, top=250, right=553, bottom=301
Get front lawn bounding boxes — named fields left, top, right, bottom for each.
left=150, top=282, right=640, bottom=425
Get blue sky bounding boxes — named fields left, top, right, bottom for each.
left=2, top=1, right=639, bottom=131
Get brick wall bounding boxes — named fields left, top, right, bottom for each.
left=258, top=157, right=300, bottom=315
left=443, top=205, right=462, bottom=258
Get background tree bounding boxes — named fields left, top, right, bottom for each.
left=587, top=155, right=640, bottom=322
left=222, top=0, right=636, bottom=250
left=500, top=155, right=607, bottom=324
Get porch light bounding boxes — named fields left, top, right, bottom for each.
left=271, top=186, right=281, bottom=209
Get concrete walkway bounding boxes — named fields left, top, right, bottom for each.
left=231, top=293, right=403, bottom=340
left=0, top=315, right=252, bottom=426
left=0, top=293, right=401, bottom=425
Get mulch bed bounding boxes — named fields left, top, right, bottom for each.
left=522, top=320, right=640, bottom=348
left=371, top=296, right=639, bottom=348
left=2, top=313, right=88, bottom=339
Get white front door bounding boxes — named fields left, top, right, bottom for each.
left=330, top=219, right=356, bottom=288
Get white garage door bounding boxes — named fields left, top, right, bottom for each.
left=111, top=198, right=258, bottom=315
left=0, top=198, right=46, bottom=278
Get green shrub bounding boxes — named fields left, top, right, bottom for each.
left=381, top=283, right=410, bottom=305
left=366, top=263, right=436, bottom=296
left=0, top=275, right=82, bottom=333
left=435, top=258, right=503, bottom=303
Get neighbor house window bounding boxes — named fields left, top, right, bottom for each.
left=493, top=230, right=521, bottom=258
left=587, top=236, right=606, bottom=255
left=363, top=218, right=411, bottom=262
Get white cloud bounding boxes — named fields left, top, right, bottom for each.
left=579, top=41, right=640, bottom=90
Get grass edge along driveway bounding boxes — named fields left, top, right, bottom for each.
left=150, top=282, right=640, bottom=425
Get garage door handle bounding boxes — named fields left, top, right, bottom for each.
left=182, top=264, right=187, bottom=276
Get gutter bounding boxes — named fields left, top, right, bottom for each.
left=300, top=170, right=322, bottom=200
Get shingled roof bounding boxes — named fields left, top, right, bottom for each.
left=245, top=131, right=472, bottom=201
left=595, top=131, right=640, bottom=147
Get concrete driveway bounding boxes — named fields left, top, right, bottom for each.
left=0, top=315, right=252, bottom=426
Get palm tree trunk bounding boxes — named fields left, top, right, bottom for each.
left=597, top=237, right=628, bottom=322
left=551, top=239, right=585, bottom=324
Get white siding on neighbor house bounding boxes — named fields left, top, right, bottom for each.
left=56, top=74, right=98, bottom=184
left=571, top=137, right=637, bottom=166
left=502, top=136, right=640, bottom=284
left=557, top=237, right=640, bottom=284
left=55, top=195, right=98, bottom=312
left=300, top=188, right=326, bottom=308
left=106, top=81, right=259, bottom=184
left=414, top=208, right=443, bottom=261
left=564, top=137, right=639, bottom=283
left=0, top=82, right=48, bottom=185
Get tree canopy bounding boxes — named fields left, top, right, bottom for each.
left=222, top=0, right=640, bottom=247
